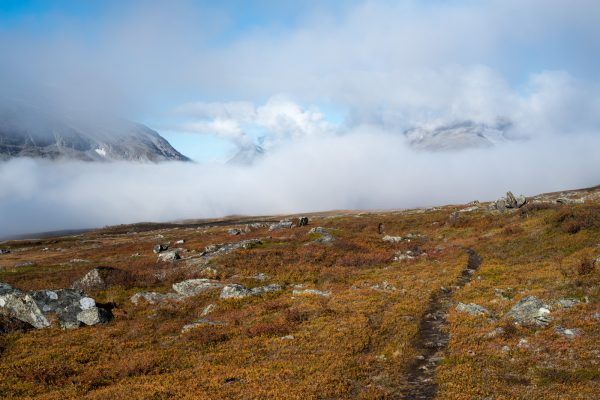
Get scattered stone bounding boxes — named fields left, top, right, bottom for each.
left=394, top=249, right=424, bottom=261
left=556, top=298, right=581, bottom=309
left=369, top=281, right=398, bottom=291
left=14, top=261, right=35, bottom=268
left=69, top=259, right=89, bottom=263
left=201, top=304, right=217, bottom=316
left=175, top=239, right=185, bottom=245
left=506, top=296, right=552, bottom=327
left=172, top=279, right=224, bottom=297
left=71, top=267, right=128, bottom=291
left=494, top=288, right=514, bottom=300
left=383, top=235, right=403, bottom=243
left=269, top=220, right=294, bottom=231
left=0, top=249, right=10, bottom=255
left=298, top=217, right=309, bottom=227
left=517, top=338, right=529, bottom=348
left=458, top=206, right=479, bottom=213
left=181, top=318, right=225, bottom=333
left=220, top=284, right=282, bottom=299
left=281, top=335, right=295, bottom=340
left=157, top=250, right=180, bottom=262
left=383, top=233, right=426, bottom=243
left=253, top=273, right=269, bottom=281
left=556, top=197, right=584, bottom=205
left=501, top=345, right=511, bottom=353
left=292, top=289, right=331, bottom=297
left=309, top=227, right=336, bottom=244
left=130, top=291, right=181, bottom=305
left=228, top=228, right=242, bottom=236
left=555, top=326, right=579, bottom=339
left=77, top=307, right=112, bottom=326
left=153, top=244, right=169, bottom=254
left=486, top=327, right=505, bottom=338
left=456, top=302, right=490, bottom=316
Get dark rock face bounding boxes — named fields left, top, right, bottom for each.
left=0, top=313, right=34, bottom=334
left=0, top=102, right=189, bottom=162
left=298, top=217, right=309, bottom=227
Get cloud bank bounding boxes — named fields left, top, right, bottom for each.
left=1, top=0, right=600, bottom=236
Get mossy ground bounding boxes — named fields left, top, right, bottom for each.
left=0, top=197, right=598, bottom=399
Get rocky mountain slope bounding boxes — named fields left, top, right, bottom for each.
left=0, top=186, right=599, bottom=399
left=0, top=102, right=189, bottom=162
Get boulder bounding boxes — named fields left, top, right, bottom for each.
left=220, top=284, right=282, bottom=299
left=71, top=267, right=128, bottom=291
left=157, top=250, right=180, bottom=262
left=298, top=217, right=309, bottom=227
left=1, top=283, right=110, bottom=329
left=456, top=302, right=490, bottom=316
left=269, top=221, right=294, bottom=231
left=506, top=296, right=552, bottom=327
left=77, top=307, right=112, bottom=326
left=0, top=249, right=10, bottom=255
left=172, top=279, right=224, bottom=297
left=0, top=284, right=50, bottom=329
left=153, top=244, right=169, bottom=254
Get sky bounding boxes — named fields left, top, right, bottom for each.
left=1, top=0, right=600, bottom=236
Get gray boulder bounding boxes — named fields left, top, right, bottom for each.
left=153, top=244, right=169, bottom=254
left=220, top=284, right=282, bottom=299
left=309, top=227, right=336, bottom=244
left=157, top=250, right=180, bottom=262
left=0, top=284, right=49, bottom=329
left=456, top=302, right=490, bottom=316
left=506, top=296, right=552, bottom=327
left=269, top=220, right=294, bottom=231
left=172, top=279, right=224, bottom=297
left=77, top=307, right=112, bottom=326
left=71, top=267, right=127, bottom=291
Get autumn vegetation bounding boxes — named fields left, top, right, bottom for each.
left=0, top=190, right=599, bottom=399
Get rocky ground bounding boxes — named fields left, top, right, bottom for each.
left=0, top=187, right=599, bottom=399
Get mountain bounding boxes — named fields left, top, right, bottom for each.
left=404, top=119, right=512, bottom=151
left=227, top=144, right=265, bottom=165
left=0, top=102, right=189, bottom=162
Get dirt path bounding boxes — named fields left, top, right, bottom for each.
left=401, top=249, right=482, bottom=399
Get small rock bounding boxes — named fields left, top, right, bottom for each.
left=76, top=307, right=111, bottom=326
left=157, top=250, right=180, bottom=262
left=175, top=239, right=185, bottom=245
left=456, top=302, right=490, bottom=316
left=14, top=261, right=35, bottom=268
left=228, top=228, right=242, bottom=236
left=378, top=223, right=385, bottom=234
left=501, top=345, right=511, bottom=353
left=253, top=273, right=269, bottom=281
left=556, top=298, right=581, bottom=309
left=298, top=217, right=309, bottom=227
left=172, top=279, right=224, bottom=297
left=181, top=318, right=225, bottom=333
left=281, top=335, right=295, bottom=340
left=292, top=289, right=331, bottom=297
left=153, top=244, right=169, bottom=254
left=220, top=283, right=282, bottom=299
left=555, top=326, right=579, bottom=338
left=0, top=249, right=10, bottom=255
left=79, top=297, right=96, bottom=310
left=506, top=296, right=552, bottom=327
left=201, top=304, right=217, bottom=316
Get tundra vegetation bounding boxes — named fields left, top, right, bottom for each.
left=0, top=188, right=599, bottom=399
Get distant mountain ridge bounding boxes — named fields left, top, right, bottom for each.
left=404, top=119, right=512, bottom=151
left=0, top=102, right=189, bottom=162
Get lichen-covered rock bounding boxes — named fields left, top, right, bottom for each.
left=172, top=279, right=224, bottom=297
left=130, top=291, right=181, bottom=305
left=506, top=296, right=552, bottom=327
left=309, top=227, right=336, bottom=244
left=71, top=267, right=128, bottom=291
left=220, top=284, right=282, bottom=299
left=157, top=250, right=180, bottom=262
left=1, top=282, right=110, bottom=329
left=77, top=307, right=112, bottom=326
left=269, top=221, right=294, bottom=231
left=456, top=302, right=490, bottom=316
